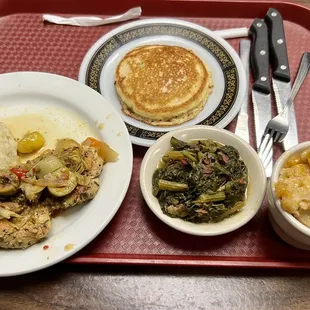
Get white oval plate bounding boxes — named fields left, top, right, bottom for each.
left=0, top=72, right=133, bottom=277
left=79, top=18, right=246, bottom=147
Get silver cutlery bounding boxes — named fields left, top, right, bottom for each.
left=43, top=7, right=142, bottom=26
left=249, top=19, right=273, bottom=177
left=235, top=39, right=251, bottom=142
left=258, top=52, right=310, bottom=167
left=265, top=8, right=299, bottom=151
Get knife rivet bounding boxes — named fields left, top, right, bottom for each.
left=260, top=50, right=266, bottom=55
left=271, top=12, right=277, bottom=17
left=277, top=39, right=284, bottom=44
left=260, top=76, right=267, bottom=82
left=280, top=65, right=287, bottom=70
left=257, top=22, right=263, bottom=27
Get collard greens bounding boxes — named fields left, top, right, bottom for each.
left=152, top=137, right=248, bottom=223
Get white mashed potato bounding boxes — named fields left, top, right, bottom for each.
left=0, top=122, right=19, bottom=169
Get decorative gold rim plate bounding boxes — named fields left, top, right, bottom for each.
left=79, top=18, right=246, bottom=147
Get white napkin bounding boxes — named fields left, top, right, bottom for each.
left=43, top=7, right=142, bottom=26
left=42, top=7, right=249, bottom=40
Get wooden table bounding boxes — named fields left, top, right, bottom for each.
left=1, top=265, right=310, bottom=309
left=1, top=1, right=310, bottom=309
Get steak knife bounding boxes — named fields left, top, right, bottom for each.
left=265, top=8, right=299, bottom=151
left=250, top=19, right=273, bottom=176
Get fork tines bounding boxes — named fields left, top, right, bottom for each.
left=258, top=133, right=273, bottom=169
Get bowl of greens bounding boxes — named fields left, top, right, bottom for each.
left=140, top=125, right=266, bottom=236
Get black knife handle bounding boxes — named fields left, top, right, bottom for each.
left=265, top=8, right=291, bottom=82
left=250, top=19, right=271, bottom=94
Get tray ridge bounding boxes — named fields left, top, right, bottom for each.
left=0, top=0, right=310, bottom=268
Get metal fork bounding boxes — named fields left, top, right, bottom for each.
left=258, top=52, right=310, bottom=169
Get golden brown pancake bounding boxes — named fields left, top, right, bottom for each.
left=115, top=45, right=213, bottom=126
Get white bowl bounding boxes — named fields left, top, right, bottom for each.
left=268, top=141, right=310, bottom=250
left=140, top=125, right=267, bottom=236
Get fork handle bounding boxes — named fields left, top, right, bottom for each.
left=282, top=52, right=310, bottom=115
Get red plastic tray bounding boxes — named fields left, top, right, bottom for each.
left=1, top=0, right=310, bottom=269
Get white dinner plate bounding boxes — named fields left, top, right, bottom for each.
left=0, top=72, right=133, bottom=277
left=79, top=18, right=246, bottom=147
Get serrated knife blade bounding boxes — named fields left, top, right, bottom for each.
left=250, top=19, right=273, bottom=177
left=265, top=8, right=299, bottom=151
left=235, top=39, right=251, bottom=142
left=251, top=90, right=272, bottom=147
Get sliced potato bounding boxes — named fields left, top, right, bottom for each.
left=100, top=141, right=119, bottom=162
